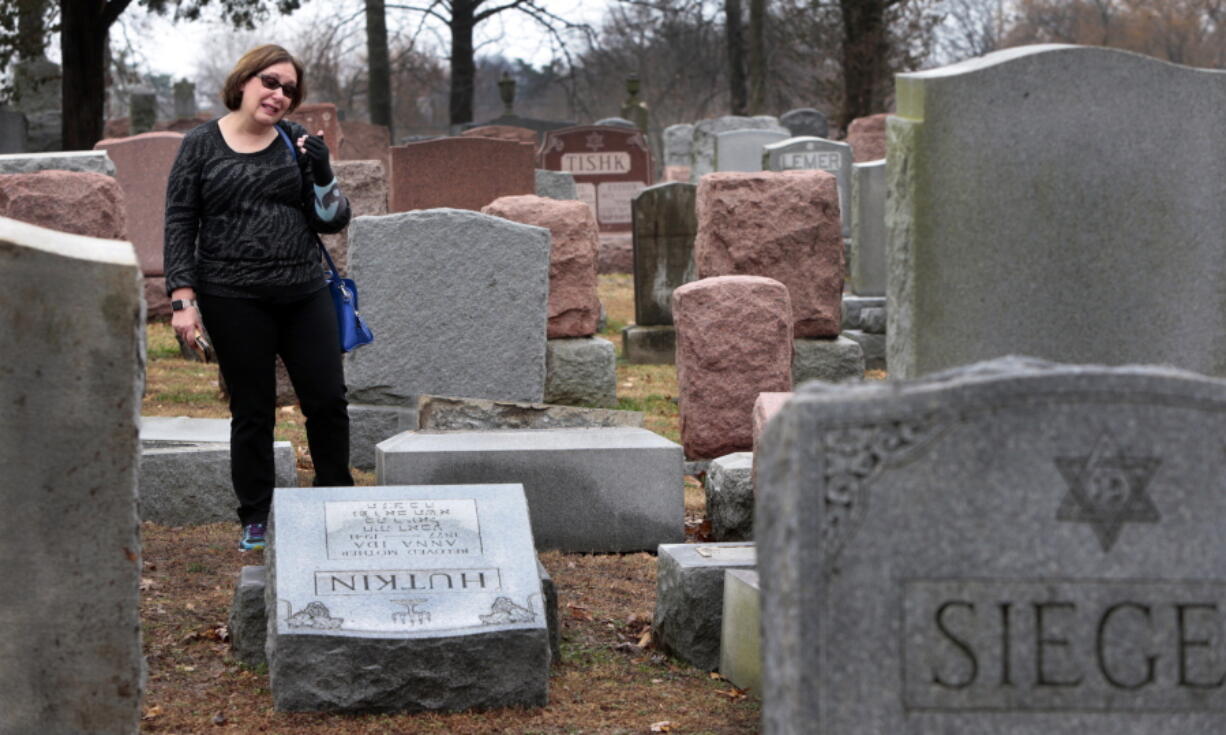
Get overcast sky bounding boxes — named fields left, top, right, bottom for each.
left=114, top=0, right=610, bottom=82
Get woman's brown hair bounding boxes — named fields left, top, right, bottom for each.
left=220, top=44, right=306, bottom=113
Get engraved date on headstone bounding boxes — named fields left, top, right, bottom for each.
left=324, top=499, right=483, bottom=560
left=903, top=579, right=1226, bottom=711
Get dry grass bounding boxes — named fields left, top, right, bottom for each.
left=137, top=275, right=757, bottom=734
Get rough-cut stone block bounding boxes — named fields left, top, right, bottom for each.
left=844, top=329, right=885, bottom=371
left=229, top=565, right=268, bottom=668
left=534, top=169, right=577, bottom=200
left=0, top=217, right=143, bottom=734
left=842, top=295, right=886, bottom=333
left=95, top=131, right=183, bottom=277
left=694, top=171, right=843, bottom=337
left=674, top=276, right=793, bottom=460
left=719, top=569, right=761, bottom=693
left=348, top=403, right=418, bottom=472
left=597, top=232, right=633, bottom=274
left=378, top=428, right=684, bottom=552
left=417, top=394, right=642, bottom=431
left=622, top=324, right=676, bottom=365
left=390, top=137, right=535, bottom=212
left=845, top=112, right=887, bottom=162
left=850, top=159, right=886, bottom=296
left=0, top=170, right=127, bottom=240
left=792, top=335, right=865, bottom=385
left=756, top=356, right=1226, bottom=734
left=482, top=194, right=600, bottom=338
left=633, top=182, right=697, bottom=326
left=888, top=47, right=1226, bottom=378
left=345, top=209, right=550, bottom=405
left=267, top=484, right=549, bottom=712
left=706, top=452, right=754, bottom=541
left=780, top=108, right=828, bottom=138
left=763, top=137, right=853, bottom=238
left=0, top=149, right=115, bottom=175
left=320, top=159, right=387, bottom=274
left=654, top=542, right=756, bottom=671
left=690, top=115, right=781, bottom=181
left=543, top=337, right=617, bottom=407
left=139, top=440, right=296, bottom=525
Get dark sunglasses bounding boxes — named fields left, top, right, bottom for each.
left=257, top=73, right=298, bottom=100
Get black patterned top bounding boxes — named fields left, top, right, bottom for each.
left=163, top=118, right=351, bottom=298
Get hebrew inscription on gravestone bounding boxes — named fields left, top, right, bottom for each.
left=756, top=358, right=1226, bottom=734
left=540, top=125, right=653, bottom=232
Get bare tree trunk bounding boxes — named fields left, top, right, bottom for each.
left=63, top=0, right=130, bottom=151
left=748, top=0, right=766, bottom=114
left=725, top=0, right=747, bottom=115
left=449, top=0, right=477, bottom=125
left=838, top=0, right=887, bottom=131
left=364, top=0, right=393, bottom=140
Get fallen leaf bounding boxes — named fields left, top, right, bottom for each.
left=709, top=671, right=725, bottom=680
left=650, top=721, right=673, bottom=732
left=637, top=629, right=653, bottom=649
left=141, top=705, right=162, bottom=720
left=567, top=603, right=591, bottom=621
left=139, top=578, right=156, bottom=591
left=716, top=687, right=748, bottom=700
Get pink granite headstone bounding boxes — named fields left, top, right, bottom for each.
left=673, top=275, right=793, bottom=460
left=94, top=131, right=184, bottom=277
left=338, top=119, right=391, bottom=173
left=752, top=390, right=794, bottom=488
left=845, top=113, right=888, bottom=162
left=0, top=171, right=127, bottom=240
left=461, top=125, right=538, bottom=146
left=286, top=102, right=344, bottom=155
left=389, top=137, right=535, bottom=213
left=694, top=170, right=844, bottom=337
left=539, top=125, right=654, bottom=233
left=320, top=159, right=388, bottom=273
left=482, top=194, right=600, bottom=338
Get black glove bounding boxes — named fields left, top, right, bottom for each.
left=302, top=134, right=334, bottom=184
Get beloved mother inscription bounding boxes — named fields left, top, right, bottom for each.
left=756, top=358, right=1226, bottom=734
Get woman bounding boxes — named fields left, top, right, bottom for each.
left=164, top=44, right=353, bottom=550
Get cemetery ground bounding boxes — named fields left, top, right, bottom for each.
left=138, top=273, right=759, bottom=734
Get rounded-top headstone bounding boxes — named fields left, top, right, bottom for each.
left=673, top=275, right=793, bottom=460
left=694, top=170, right=843, bottom=337
left=483, top=194, right=600, bottom=338
left=594, top=117, right=636, bottom=128
left=780, top=108, right=829, bottom=138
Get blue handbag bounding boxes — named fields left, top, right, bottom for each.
left=276, top=124, right=373, bottom=353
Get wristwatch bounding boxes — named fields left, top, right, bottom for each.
left=171, top=298, right=197, bottom=311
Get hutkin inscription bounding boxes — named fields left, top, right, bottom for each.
left=903, top=579, right=1226, bottom=712
left=324, top=499, right=483, bottom=560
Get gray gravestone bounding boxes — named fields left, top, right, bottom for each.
left=705, top=452, right=754, bottom=541
left=780, top=107, right=829, bottom=138
left=595, top=116, right=636, bottom=128
left=0, top=106, right=28, bottom=153
left=130, top=90, right=157, bottom=135
left=792, top=335, right=865, bottom=385
left=345, top=209, right=550, bottom=405
left=534, top=168, right=578, bottom=200
left=13, top=57, right=61, bottom=152
left=850, top=159, right=886, bottom=296
left=888, top=45, right=1226, bottom=378
left=0, top=217, right=143, bottom=733
left=654, top=542, right=756, bottom=671
left=267, top=483, right=550, bottom=712
left=690, top=116, right=783, bottom=181
left=543, top=336, right=617, bottom=407
left=663, top=123, right=695, bottom=167
left=173, top=79, right=197, bottom=119
left=378, top=427, right=684, bottom=552
left=416, top=394, right=643, bottom=431
left=764, top=136, right=852, bottom=236
left=0, top=149, right=116, bottom=176
left=632, top=181, right=697, bottom=326
left=757, top=356, right=1226, bottom=734
left=719, top=569, right=761, bottom=693
left=714, top=128, right=791, bottom=173
left=139, top=439, right=296, bottom=525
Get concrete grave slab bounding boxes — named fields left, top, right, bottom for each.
left=267, top=484, right=549, bottom=712
left=757, top=357, right=1226, bottom=734
left=654, top=542, right=756, bottom=671
left=377, top=428, right=684, bottom=552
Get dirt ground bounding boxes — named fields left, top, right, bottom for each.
left=138, top=274, right=759, bottom=734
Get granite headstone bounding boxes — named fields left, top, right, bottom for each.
left=689, top=116, right=784, bottom=182
left=389, top=137, right=535, bottom=212
left=539, top=125, right=654, bottom=233
left=764, top=136, right=852, bottom=236
left=631, top=181, right=697, bottom=326
left=849, top=159, right=886, bottom=296
left=94, top=131, right=184, bottom=278
left=713, top=128, right=790, bottom=173
left=779, top=107, right=829, bottom=138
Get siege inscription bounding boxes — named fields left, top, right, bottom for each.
left=324, top=499, right=482, bottom=561
left=903, top=579, right=1226, bottom=711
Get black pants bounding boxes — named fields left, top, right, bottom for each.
left=199, top=287, right=353, bottom=526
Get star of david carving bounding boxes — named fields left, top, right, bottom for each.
left=584, top=132, right=605, bottom=151
left=1054, top=435, right=1160, bottom=552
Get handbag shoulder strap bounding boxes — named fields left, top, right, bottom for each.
left=276, top=122, right=341, bottom=279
